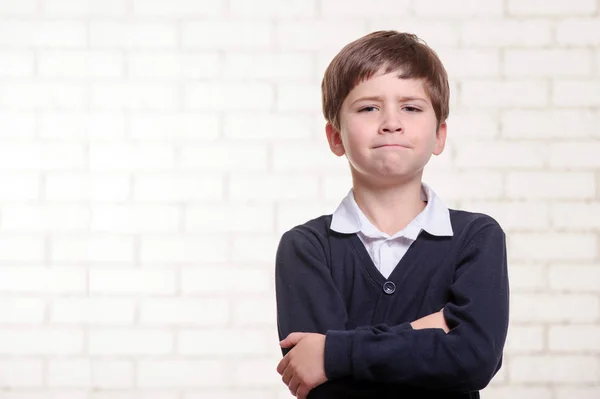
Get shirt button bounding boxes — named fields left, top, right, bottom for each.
left=383, top=281, right=396, bottom=295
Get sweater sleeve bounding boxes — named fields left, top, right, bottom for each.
left=275, top=228, right=348, bottom=356
left=324, top=222, right=509, bottom=392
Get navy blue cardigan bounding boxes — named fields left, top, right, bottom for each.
left=275, top=210, right=509, bottom=398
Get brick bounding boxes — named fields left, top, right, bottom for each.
left=554, top=80, right=600, bottom=106
left=421, top=0, right=503, bottom=16
left=510, top=233, right=596, bottom=261
left=40, top=112, right=126, bottom=140
left=185, top=204, right=273, bottom=233
left=482, top=387, right=553, bottom=399
left=181, top=268, right=270, bottom=294
left=272, top=143, right=346, bottom=172
left=232, top=297, right=276, bottom=326
left=0, top=21, right=86, bottom=47
left=436, top=49, right=500, bottom=78
left=277, top=83, right=321, bottom=112
left=556, top=388, right=600, bottom=399
left=91, top=360, right=133, bottom=389
left=0, top=111, right=36, bottom=138
left=139, top=299, right=228, bottom=326
left=50, top=298, right=136, bottom=325
left=0, top=236, right=44, bottom=262
left=276, top=202, right=338, bottom=234
left=504, top=326, right=544, bottom=354
left=506, top=49, right=593, bottom=77
left=0, top=392, right=87, bottom=399
left=0, top=360, right=43, bottom=387
left=550, top=326, right=600, bottom=352
left=364, top=20, right=460, bottom=47
left=137, top=360, right=228, bottom=388
left=48, top=359, right=90, bottom=387
left=185, top=82, right=273, bottom=111
left=89, top=268, right=176, bottom=295
left=231, top=235, right=279, bottom=263
left=45, top=173, right=130, bottom=201
left=140, top=236, right=228, bottom=263
left=178, top=329, right=270, bottom=355
left=510, top=355, right=599, bottom=383
left=0, top=51, right=34, bottom=77
left=323, top=173, right=353, bottom=201
left=89, top=393, right=176, bottom=399
left=462, top=20, right=552, bottom=47
left=422, top=170, right=504, bottom=200
left=51, top=236, right=135, bottom=263
left=130, top=112, right=220, bottom=141
left=507, top=172, right=595, bottom=199
left=276, top=21, right=368, bottom=51
left=0, top=298, right=45, bottom=324
left=229, top=175, right=319, bottom=201
left=454, top=140, right=544, bottom=168
left=128, top=52, right=220, bottom=79
left=230, top=0, right=314, bottom=16
left=0, top=0, right=37, bottom=14
left=322, top=0, right=409, bottom=16
left=552, top=202, right=600, bottom=228
left=502, top=109, right=600, bottom=139
left=182, top=21, right=272, bottom=49
left=0, top=329, right=83, bottom=355
left=43, top=0, right=127, bottom=16
left=446, top=111, right=498, bottom=138
left=1, top=205, right=89, bottom=232
left=511, top=293, right=599, bottom=322
left=91, top=205, right=179, bottom=234
left=505, top=264, right=546, bottom=290
left=0, top=173, right=38, bottom=200
left=90, top=143, right=175, bottom=171
left=0, top=82, right=88, bottom=110
left=179, top=143, right=268, bottom=171
left=460, top=80, right=548, bottom=107
left=91, top=83, right=178, bottom=110
left=0, top=142, right=85, bottom=171
left=461, top=201, right=549, bottom=230
left=90, top=22, right=177, bottom=48
left=224, top=53, right=314, bottom=79
left=557, top=18, right=600, bottom=45
left=223, top=113, right=313, bottom=140
left=185, top=392, right=274, bottom=399
left=132, top=0, right=223, bottom=16
left=508, top=0, right=596, bottom=15
left=0, top=267, right=85, bottom=294
left=39, top=51, right=123, bottom=78
left=89, top=330, right=172, bottom=355
left=549, top=265, right=600, bottom=292
left=134, top=175, right=223, bottom=201
left=234, top=359, right=280, bottom=386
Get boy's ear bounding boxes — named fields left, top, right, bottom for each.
left=325, top=122, right=345, bottom=157
left=433, top=121, right=447, bottom=156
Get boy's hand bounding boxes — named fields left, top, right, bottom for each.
left=410, top=308, right=449, bottom=333
left=277, top=332, right=328, bottom=398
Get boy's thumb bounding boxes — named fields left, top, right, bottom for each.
left=279, top=332, right=309, bottom=348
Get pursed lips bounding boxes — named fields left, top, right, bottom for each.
left=373, top=144, right=411, bottom=149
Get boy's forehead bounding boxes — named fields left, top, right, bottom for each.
left=346, top=72, right=429, bottom=101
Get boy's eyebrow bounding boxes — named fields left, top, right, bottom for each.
left=351, top=96, right=429, bottom=105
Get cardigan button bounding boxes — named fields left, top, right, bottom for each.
left=383, top=281, right=396, bottom=295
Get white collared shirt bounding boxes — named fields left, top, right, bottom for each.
left=330, top=183, right=454, bottom=279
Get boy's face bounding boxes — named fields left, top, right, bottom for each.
left=326, top=69, right=446, bottom=185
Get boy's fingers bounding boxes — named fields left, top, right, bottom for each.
left=276, top=354, right=290, bottom=375
left=280, top=332, right=309, bottom=348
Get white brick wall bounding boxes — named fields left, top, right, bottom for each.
left=0, top=0, right=598, bottom=397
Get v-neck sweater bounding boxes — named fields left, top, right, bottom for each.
left=275, top=209, right=509, bottom=399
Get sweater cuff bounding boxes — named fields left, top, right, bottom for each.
left=324, top=330, right=353, bottom=380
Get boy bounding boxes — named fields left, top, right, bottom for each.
left=274, top=31, right=509, bottom=399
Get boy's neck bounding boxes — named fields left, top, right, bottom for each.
left=351, top=176, right=426, bottom=236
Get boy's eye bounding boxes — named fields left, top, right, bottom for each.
left=358, top=106, right=377, bottom=112
left=403, top=106, right=422, bottom=112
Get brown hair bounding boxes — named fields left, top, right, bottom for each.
left=321, top=30, right=450, bottom=131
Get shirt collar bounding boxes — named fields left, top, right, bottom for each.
left=330, top=182, right=454, bottom=239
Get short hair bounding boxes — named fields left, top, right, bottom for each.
left=321, top=30, right=450, bottom=131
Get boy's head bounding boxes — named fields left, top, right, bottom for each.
left=321, top=31, right=450, bottom=183
left=322, top=30, right=449, bottom=132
